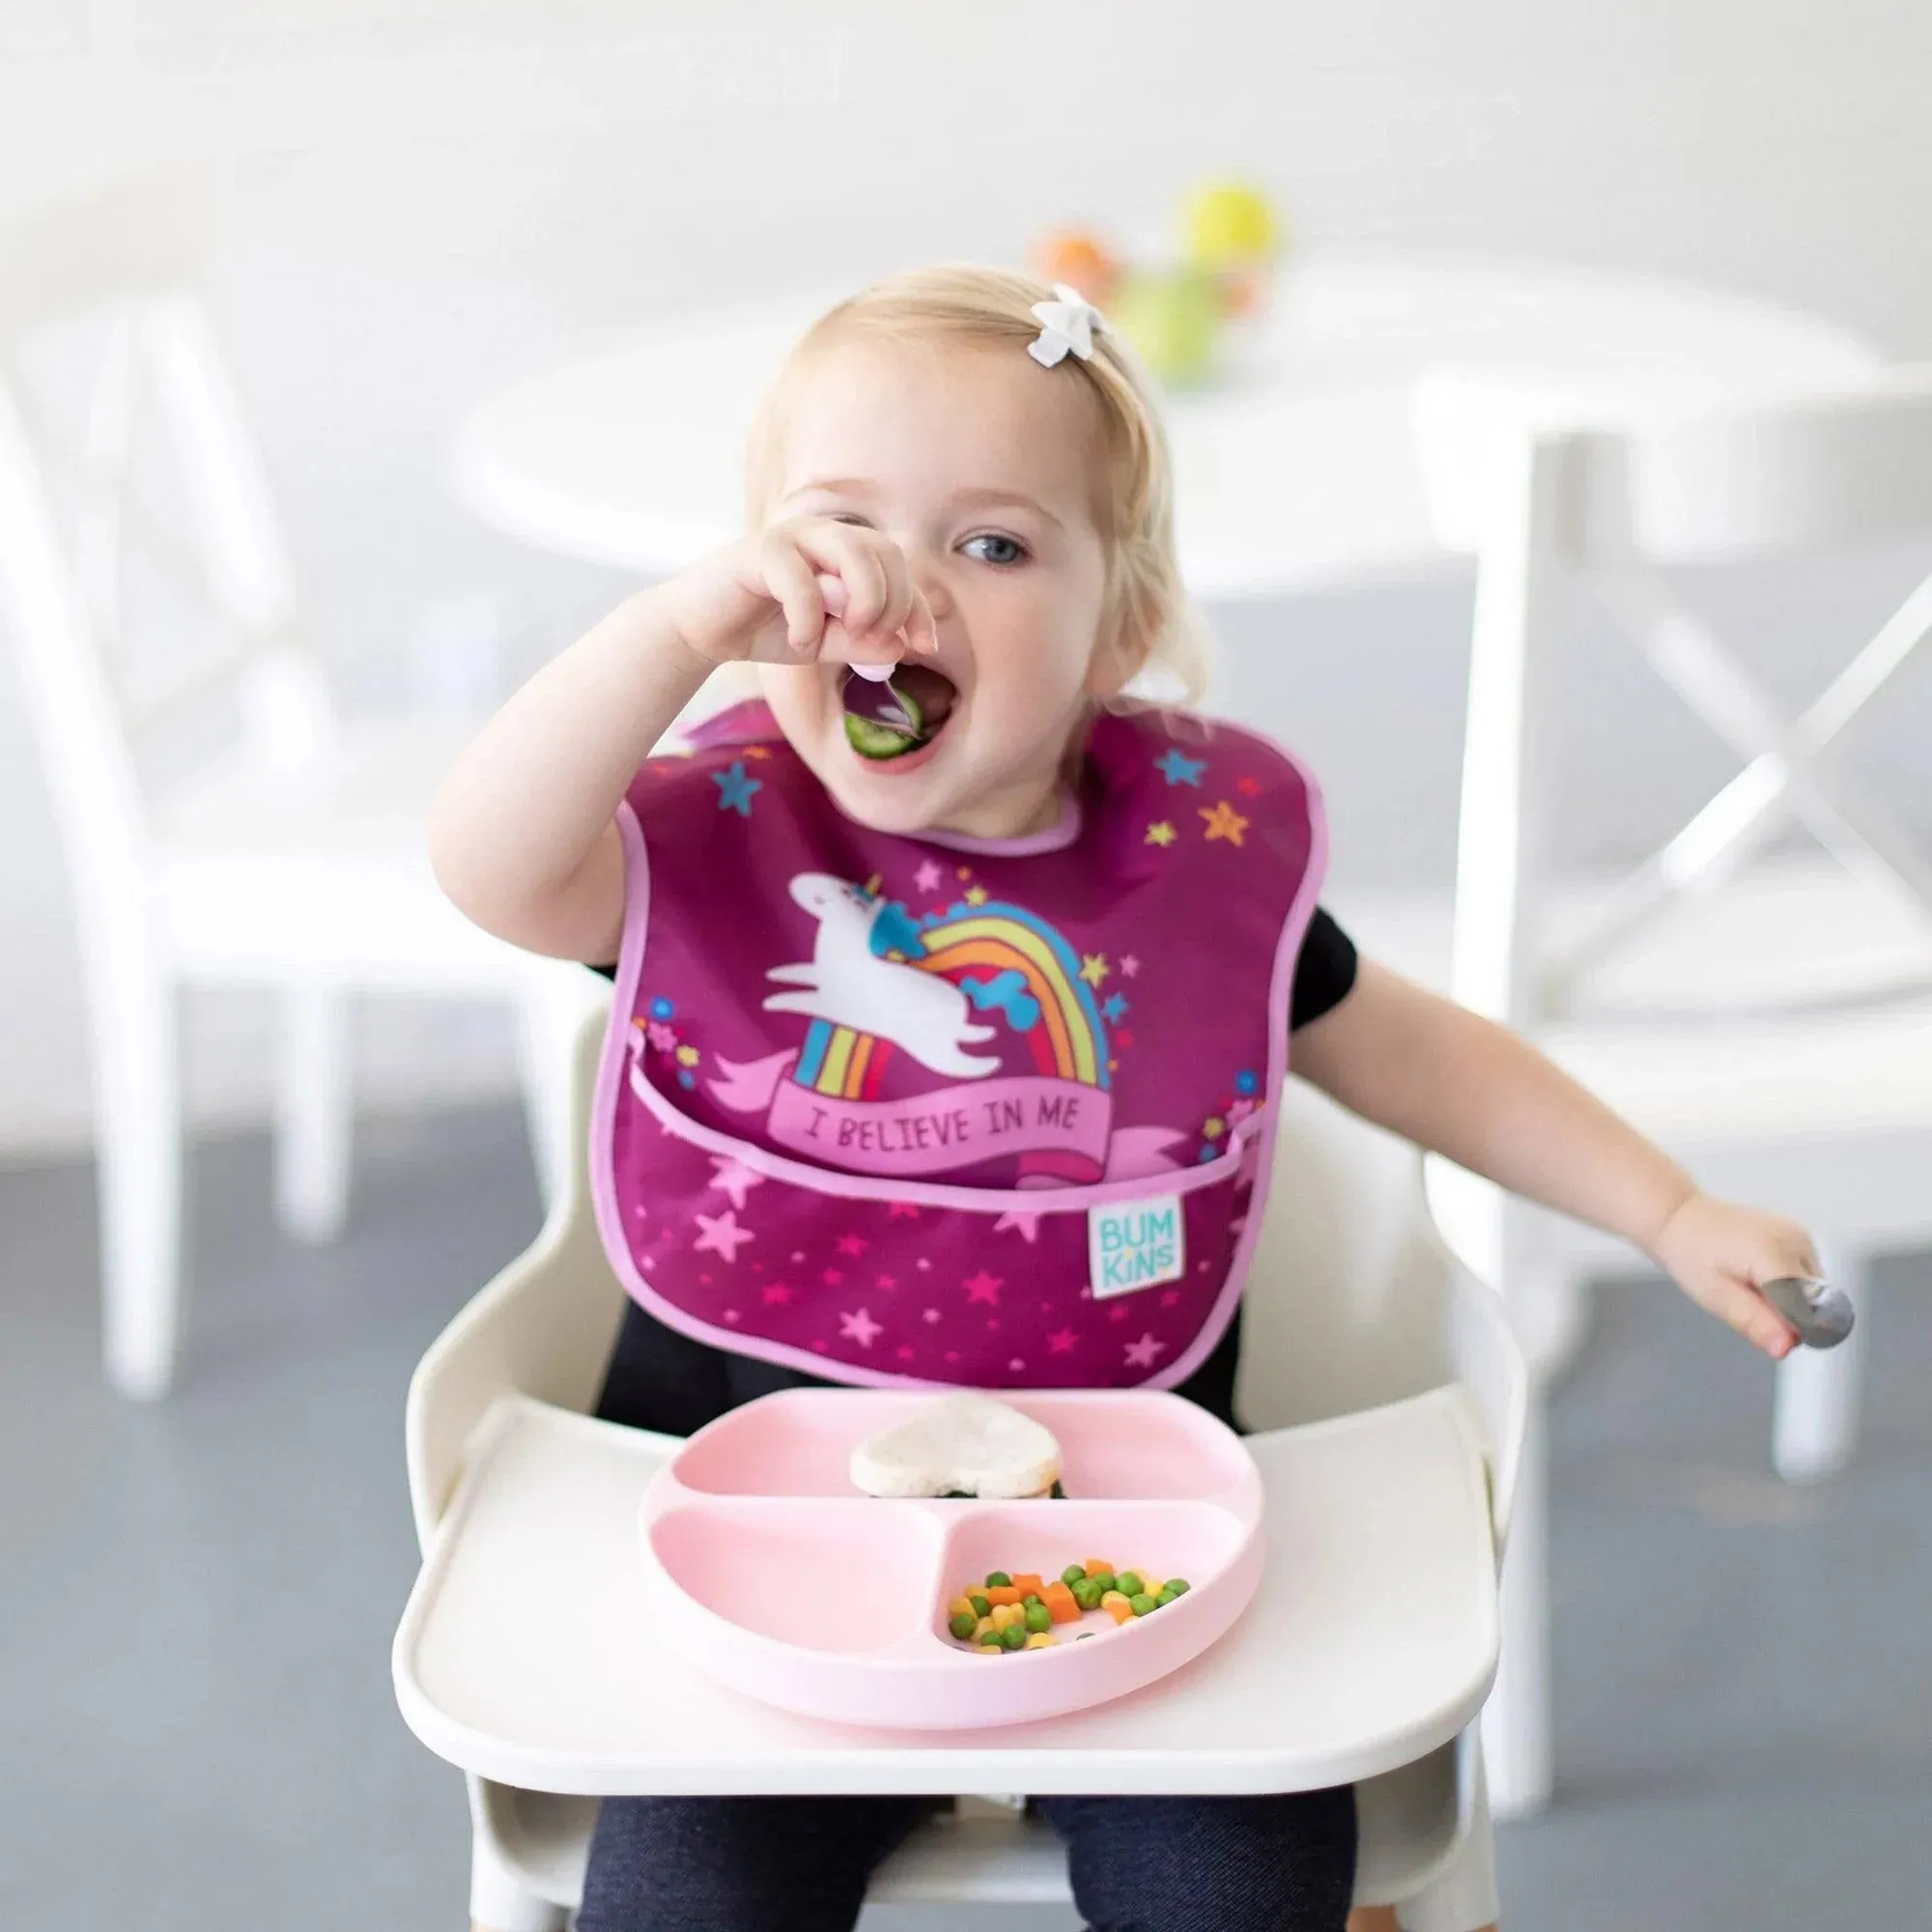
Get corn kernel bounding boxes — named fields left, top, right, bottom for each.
left=948, top=1596, right=975, bottom=1619
left=1025, top=1632, right=1057, bottom=1649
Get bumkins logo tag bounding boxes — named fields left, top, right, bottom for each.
left=1088, top=1194, right=1185, bottom=1299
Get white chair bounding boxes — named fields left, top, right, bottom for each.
left=0, top=168, right=602, bottom=1399
left=401, top=1010, right=1526, bottom=1932
left=1414, top=367, right=1932, bottom=1818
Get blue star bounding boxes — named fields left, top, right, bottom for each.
left=1234, top=1068, right=1258, bottom=1096
left=1154, top=748, right=1206, bottom=787
left=1101, top=993, right=1129, bottom=1023
left=712, top=760, right=761, bottom=816
left=650, top=997, right=674, bottom=1021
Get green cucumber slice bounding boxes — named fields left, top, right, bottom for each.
left=844, top=713, right=923, bottom=760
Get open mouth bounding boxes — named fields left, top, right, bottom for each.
left=842, top=663, right=958, bottom=762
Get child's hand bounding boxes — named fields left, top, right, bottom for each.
left=664, top=517, right=941, bottom=672
left=1651, top=1190, right=1822, bottom=1360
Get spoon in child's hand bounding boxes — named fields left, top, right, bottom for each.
left=1759, top=1276, right=1856, bottom=1350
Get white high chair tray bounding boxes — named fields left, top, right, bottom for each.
left=393, top=1386, right=1496, bottom=1797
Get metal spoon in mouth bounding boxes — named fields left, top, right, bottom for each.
left=1759, top=1276, right=1857, bottom=1350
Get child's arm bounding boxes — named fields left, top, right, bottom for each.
left=1292, top=958, right=1818, bottom=1359
left=428, top=519, right=937, bottom=963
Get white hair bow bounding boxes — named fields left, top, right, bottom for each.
left=1028, top=284, right=1104, bottom=367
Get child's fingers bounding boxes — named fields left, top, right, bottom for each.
left=804, top=525, right=892, bottom=637
left=1702, top=1271, right=1800, bottom=1358
left=757, top=535, right=825, bottom=653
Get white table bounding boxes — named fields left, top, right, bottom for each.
left=392, top=1384, right=1496, bottom=1799
left=452, top=255, right=1880, bottom=598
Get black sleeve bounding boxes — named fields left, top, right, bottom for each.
left=1289, top=906, right=1357, bottom=1032
left=590, top=909, right=1359, bottom=1026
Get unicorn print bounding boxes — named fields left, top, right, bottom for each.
left=763, top=873, right=1001, bottom=1078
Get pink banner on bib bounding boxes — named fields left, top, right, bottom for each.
left=767, top=1074, right=1114, bottom=1177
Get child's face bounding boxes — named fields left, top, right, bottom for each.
left=759, top=335, right=1117, bottom=840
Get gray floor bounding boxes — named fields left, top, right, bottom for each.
left=3, top=1104, right=1928, bottom=1931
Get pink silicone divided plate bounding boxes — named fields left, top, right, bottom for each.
left=638, top=1389, right=1264, bottom=1731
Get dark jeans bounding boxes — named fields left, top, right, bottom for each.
left=583, top=1301, right=1357, bottom=1930
left=576, top=1788, right=1358, bottom=1932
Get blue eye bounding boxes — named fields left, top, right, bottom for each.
left=963, top=532, right=1027, bottom=566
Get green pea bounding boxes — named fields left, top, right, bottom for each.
left=1061, top=1565, right=1088, bottom=1586
left=1000, top=1624, right=1028, bottom=1650
left=1088, top=1572, right=1116, bottom=1594
left=1024, top=1601, right=1053, bottom=1634
left=1129, top=1593, right=1158, bottom=1616
left=1072, top=1579, right=1102, bottom=1611
left=967, top=1592, right=991, bottom=1619
left=1116, top=1572, right=1144, bottom=1597
left=950, top=1610, right=979, bottom=1640
left=1023, top=1592, right=1042, bottom=1606
left=984, top=1571, right=1011, bottom=1589
left=1165, top=1577, right=1190, bottom=1596
left=1156, top=1586, right=1179, bottom=1605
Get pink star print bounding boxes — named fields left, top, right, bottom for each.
left=887, top=1202, right=922, bottom=1220
left=834, top=1233, right=869, bottom=1258
left=1120, top=954, right=1141, bottom=978
left=895, top=1345, right=916, bottom=1362
left=993, top=1209, right=1040, bottom=1243
left=706, top=1156, right=765, bottom=1212
left=693, top=1209, right=753, bottom=1263
left=839, top=1308, right=883, bottom=1349
left=1047, top=1327, right=1078, bottom=1354
left=821, top=1267, right=843, bottom=1287
left=962, top=1269, right=1003, bottom=1306
left=647, top=1020, right=677, bottom=1053
left=875, top=1273, right=897, bottom=1291
left=915, top=859, right=944, bottom=894
left=923, top=1308, right=943, bottom=1324
left=761, top=1283, right=792, bottom=1305
left=1225, top=1097, right=1257, bottom=1127
left=1123, top=1332, right=1167, bottom=1370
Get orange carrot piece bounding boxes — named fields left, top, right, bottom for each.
left=985, top=1585, right=1025, bottom=1607
left=1104, top=1597, right=1136, bottom=1625
left=1083, top=1559, right=1114, bottom=1578
left=1041, top=1582, right=1081, bottom=1625
left=1009, top=1573, right=1045, bottom=1597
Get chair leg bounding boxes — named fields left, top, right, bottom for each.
left=1395, top=1735, right=1501, bottom=1932
left=1481, top=1385, right=1552, bottom=1820
left=91, top=957, right=184, bottom=1399
left=274, top=982, right=353, bottom=1243
left=469, top=1787, right=568, bottom=1932
left=1772, top=1242, right=1866, bottom=1484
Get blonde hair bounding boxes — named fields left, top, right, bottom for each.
left=744, top=264, right=1211, bottom=706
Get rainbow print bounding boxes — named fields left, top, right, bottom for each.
left=793, top=897, right=1111, bottom=1101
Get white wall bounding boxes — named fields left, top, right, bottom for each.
left=3, top=0, right=1932, bottom=1155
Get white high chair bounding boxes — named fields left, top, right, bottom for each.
left=397, top=1010, right=1526, bottom=1931
left=1413, top=367, right=1932, bottom=1818
left=0, top=168, right=601, bottom=1398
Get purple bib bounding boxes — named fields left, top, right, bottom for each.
left=592, top=700, right=1325, bottom=1390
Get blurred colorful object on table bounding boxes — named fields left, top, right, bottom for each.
left=1029, top=228, right=1122, bottom=307
left=1108, top=269, right=1223, bottom=386
left=1026, top=181, right=1284, bottom=386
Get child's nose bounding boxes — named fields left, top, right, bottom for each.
left=913, top=566, right=953, bottom=624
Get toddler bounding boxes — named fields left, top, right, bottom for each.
left=432, top=266, right=1818, bottom=1932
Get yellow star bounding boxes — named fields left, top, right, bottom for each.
left=1200, top=801, right=1250, bottom=846
left=741, top=744, right=772, bottom=760
left=1202, top=1117, right=1226, bottom=1141
left=963, top=884, right=989, bottom=907
left=675, top=1044, right=700, bottom=1068
left=1079, top=952, right=1110, bottom=987
left=1145, top=820, right=1177, bottom=847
